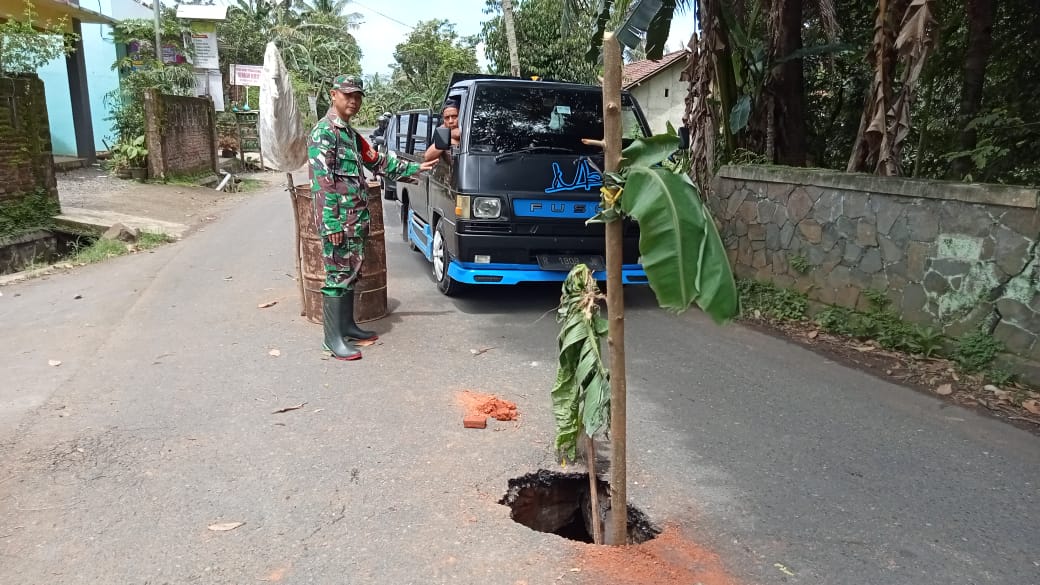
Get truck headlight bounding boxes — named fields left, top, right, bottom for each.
left=473, top=197, right=502, bottom=219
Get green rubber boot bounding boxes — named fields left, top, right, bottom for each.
left=322, top=295, right=362, bottom=361
left=341, top=290, right=378, bottom=341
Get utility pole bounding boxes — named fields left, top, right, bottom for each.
left=153, top=0, right=163, bottom=61
left=501, top=0, right=520, bottom=77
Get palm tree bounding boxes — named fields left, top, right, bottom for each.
left=295, top=0, right=363, bottom=33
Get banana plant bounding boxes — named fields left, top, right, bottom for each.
left=552, top=264, right=611, bottom=462
left=597, top=124, right=738, bottom=318
left=553, top=123, right=738, bottom=456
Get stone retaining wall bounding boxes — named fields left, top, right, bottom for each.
left=709, top=165, right=1040, bottom=365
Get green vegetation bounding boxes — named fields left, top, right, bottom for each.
left=356, top=20, right=479, bottom=125
left=0, top=0, right=78, bottom=75
left=481, top=0, right=601, bottom=85
left=68, top=232, right=173, bottom=265
left=815, top=290, right=944, bottom=356
left=737, top=279, right=809, bottom=321
left=561, top=0, right=1038, bottom=187
left=105, top=15, right=196, bottom=148
left=790, top=254, right=812, bottom=274
left=738, top=278, right=1016, bottom=384
left=953, top=329, right=1004, bottom=374
left=0, top=189, right=59, bottom=239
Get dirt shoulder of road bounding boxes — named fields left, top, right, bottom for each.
left=742, top=314, right=1040, bottom=435
left=56, top=166, right=277, bottom=231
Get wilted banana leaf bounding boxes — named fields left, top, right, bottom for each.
left=552, top=265, right=611, bottom=461
left=621, top=167, right=738, bottom=322
left=619, top=126, right=681, bottom=171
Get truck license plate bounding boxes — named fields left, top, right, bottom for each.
left=537, top=254, right=605, bottom=271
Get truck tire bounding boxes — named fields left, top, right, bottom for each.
left=400, top=200, right=418, bottom=251
left=432, top=220, right=463, bottom=296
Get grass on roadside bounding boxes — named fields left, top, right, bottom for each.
left=68, top=232, right=174, bottom=265
left=236, top=178, right=266, bottom=192
left=737, top=278, right=1016, bottom=387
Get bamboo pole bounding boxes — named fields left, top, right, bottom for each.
left=601, top=32, right=628, bottom=547
left=586, top=434, right=604, bottom=544
left=287, top=172, right=306, bottom=317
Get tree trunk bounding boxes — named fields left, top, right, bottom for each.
left=846, top=0, right=909, bottom=173
left=501, top=0, right=521, bottom=77
left=773, top=0, right=808, bottom=166
left=708, top=0, right=739, bottom=157
left=948, top=0, right=996, bottom=178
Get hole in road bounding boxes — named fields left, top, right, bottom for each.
left=499, top=470, right=659, bottom=544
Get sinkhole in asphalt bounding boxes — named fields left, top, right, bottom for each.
left=499, top=470, right=659, bottom=544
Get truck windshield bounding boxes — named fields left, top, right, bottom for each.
left=468, top=84, right=644, bottom=155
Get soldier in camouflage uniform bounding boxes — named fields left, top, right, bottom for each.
left=309, top=75, right=437, bottom=361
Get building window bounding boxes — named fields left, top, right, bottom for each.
left=664, top=88, right=669, bottom=98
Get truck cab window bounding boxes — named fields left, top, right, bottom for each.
left=468, top=85, right=644, bottom=155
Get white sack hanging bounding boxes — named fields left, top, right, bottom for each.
left=259, top=42, right=308, bottom=171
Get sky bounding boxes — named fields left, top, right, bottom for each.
left=348, top=0, right=698, bottom=78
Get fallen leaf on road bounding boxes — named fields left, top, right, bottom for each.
left=313, top=408, right=324, bottom=413
left=272, top=402, right=306, bottom=414
left=808, top=331, right=819, bottom=339
left=354, top=339, right=377, bottom=347
left=73, top=294, right=82, bottom=300
left=223, top=276, right=233, bottom=281
left=48, top=360, right=62, bottom=367
left=1023, top=400, right=1040, bottom=415
left=935, top=384, right=953, bottom=396
left=269, top=349, right=281, bottom=357
left=993, top=389, right=1012, bottom=402
left=774, top=563, right=795, bottom=577
left=258, top=301, right=278, bottom=309
left=207, top=522, right=244, bottom=531
left=470, top=347, right=495, bottom=356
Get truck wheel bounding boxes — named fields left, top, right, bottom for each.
left=400, top=201, right=418, bottom=251
left=432, top=220, right=463, bottom=296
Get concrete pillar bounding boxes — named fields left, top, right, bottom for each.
left=64, top=18, right=96, bottom=164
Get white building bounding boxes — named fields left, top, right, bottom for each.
left=622, top=51, right=689, bottom=134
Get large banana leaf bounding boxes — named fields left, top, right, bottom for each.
left=585, top=0, right=617, bottom=62
left=617, top=0, right=686, bottom=60
left=551, top=265, right=611, bottom=461
left=621, top=167, right=738, bottom=322
left=618, top=125, right=680, bottom=170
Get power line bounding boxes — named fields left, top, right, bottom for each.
left=351, top=0, right=413, bottom=30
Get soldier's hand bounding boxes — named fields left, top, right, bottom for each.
left=420, top=159, right=438, bottom=172
left=329, top=231, right=344, bottom=245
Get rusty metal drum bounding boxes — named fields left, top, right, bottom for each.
left=289, top=178, right=389, bottom=325
left=289, top=182, right=324, bottom=324
left=354, top=180, right=388, bottom=323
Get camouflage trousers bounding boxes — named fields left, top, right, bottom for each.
left=321, top=236, right=366, bottom=296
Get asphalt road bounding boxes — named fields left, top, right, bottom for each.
left=1, top=179, right=1037, bottom=585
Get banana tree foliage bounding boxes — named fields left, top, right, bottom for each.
left=552, top=129, right=738, bottom=459
left=552, top=264, right=611, bottom=461
left=594, top=126, right=739, bottom=319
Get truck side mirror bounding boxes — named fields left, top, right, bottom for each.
left=433, top=126, right=451, bottom=151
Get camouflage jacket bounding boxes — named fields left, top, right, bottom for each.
left=308, top=110, right=420, bottom=237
